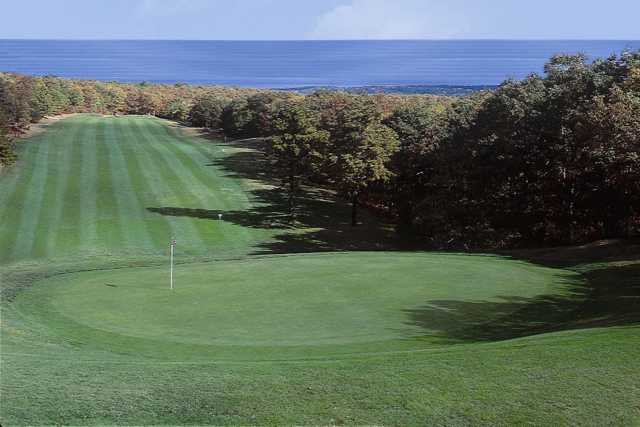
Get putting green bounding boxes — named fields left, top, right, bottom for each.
left=16, top=252, right=575, bottom=360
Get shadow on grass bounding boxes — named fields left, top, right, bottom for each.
left=148, top=187, right=398, bottom=254
left=149, top=138, right=401, bottom=254
left=150, top=138, right=640, bottom=343
left=404, top=262, right=640, bottom=343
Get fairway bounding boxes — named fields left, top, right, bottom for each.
left=1, top=115, right=638, bottom=425
left=0, top=114, right=267, bottom=264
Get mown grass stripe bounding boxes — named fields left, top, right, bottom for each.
left=9, top=135, right=52, bottom=260
left=135, top=119, right=209, bottom=209
left=0, top=138, right=42, bottom=224
left=152, top=120, right=229, bottom=205
left=27, top=135, right=61, bottom=258
left=104, top=117, right=143, bottom=251
left=29, top=120, right=82, bottom=258
left=112, top=117, right=175, bottom=252
left=107, top=118, right=159, bottom=251
left=143, top=120, right=228, bottom=245
left=150, top=119, right=254, bottom=250
left=52, top=119, right=88, bottom=255
left=146, top=119, right=256, bottom=251
left=78, top=116, right=99, bottom=252
left=95, top=120, right=125, bottom=252
left=128, top=117, right=208, bottom=254
left=158, top=122, right=253, bottom=213
left=0, top=141, right=41, bottom=262
left=157, top=121, right=226, bottom=171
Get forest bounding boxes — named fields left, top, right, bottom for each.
left=1, top=50, right=639, bottom=248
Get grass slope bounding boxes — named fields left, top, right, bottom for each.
left=1, top=115, right=639, bottom=426
left=0, top=115, right=266, bottom=264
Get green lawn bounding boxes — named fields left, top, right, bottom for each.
left=12, top=252, right=575, bottom=361
left=1, top=115, right=638, bottom=426
left=0, top=114, right=267, bottom=265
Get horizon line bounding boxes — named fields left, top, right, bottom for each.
left=1, top=38, right=639, bottom=42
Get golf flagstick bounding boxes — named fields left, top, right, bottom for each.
left=170, top=238, right=176, bottom=290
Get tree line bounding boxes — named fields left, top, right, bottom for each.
left=0, top=73, right=255, bottom=166
left=1, top=50, right=639, bottom=248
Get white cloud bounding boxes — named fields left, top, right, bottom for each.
left=310, top=0, right=640, bottom=40
left=308, top=0, right=469, bottom=40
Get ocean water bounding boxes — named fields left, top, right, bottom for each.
left=0, top=40, right=639, bottom=88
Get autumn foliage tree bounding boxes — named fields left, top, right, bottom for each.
left=0, top=114, right=14, bottom=167
left=267, top=99, right=328, bottom=217
left=188, top=92, right=230, bottom=128
left=317, top=93, right=399, bottom=226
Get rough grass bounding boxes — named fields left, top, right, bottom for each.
left=1, top=115, right=639, bottom=426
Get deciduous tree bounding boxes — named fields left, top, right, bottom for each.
left=268, top=99, right=328, bottom=217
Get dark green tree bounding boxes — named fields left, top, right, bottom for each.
left=188, top=93, right=230, bottom=128
left=268, top=99, right=328, bottom=217
left=384, top=101, right=448, bottom=231
left=221, top=97, right=253, bottom=137
left=0, top=126, right=15, bottom=167
left=165, top=99, right=190, bottom=122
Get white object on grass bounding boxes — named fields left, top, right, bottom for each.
left=170, top=238, right=176, bottom=290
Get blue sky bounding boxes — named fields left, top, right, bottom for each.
left=2, top=0, right=639, bottom=40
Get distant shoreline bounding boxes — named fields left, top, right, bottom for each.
left=2, top=38, right=639, bottom=42
left=278, top=84, right=497, bottom=96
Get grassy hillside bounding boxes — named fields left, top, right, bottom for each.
left=1, top=115, right=638, bottom=426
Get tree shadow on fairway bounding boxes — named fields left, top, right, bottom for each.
left=149, top=138, right=403, bottom=254
left=403, top=260, right=640, bottom=343
left=149, top=137, right=640, bottom=342
left=148, top=187, right=398, bottom=253
left=501, top=238, right=640, bottom=269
